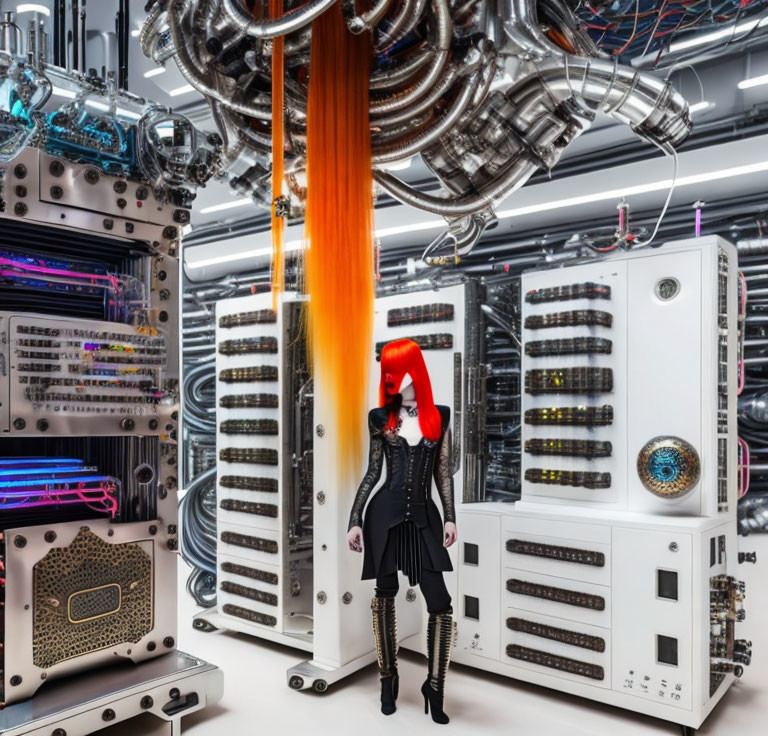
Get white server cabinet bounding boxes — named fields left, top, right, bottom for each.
left=452, top=237, right=749, bottom=733
left=197, top=284, right=471, bottom=688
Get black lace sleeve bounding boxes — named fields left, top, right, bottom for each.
left=434, top=409, right=456, bottom=524
left=347, top=412, right=385, bottom=530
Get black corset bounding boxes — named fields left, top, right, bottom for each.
left=348, top=407, right=456, bottom=531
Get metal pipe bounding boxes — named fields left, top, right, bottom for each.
left=72, top=0, right=79, bottom=71
left=372, top=61, right=480, bottom=163
left=369, top=0, right=452, bottom=115
left=345, top=0, right=393, bottom=34
left=80, top=0, right=86, bottom=74
left=221, top=0, right=338, bottom=38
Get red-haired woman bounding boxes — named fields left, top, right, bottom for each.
left=347, top=339, right=457, bottom=723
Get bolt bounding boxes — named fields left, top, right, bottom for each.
left=50, top=185, right=63, bottom=199
left=321, top=544, right=327, bottom=551
left=103, top=218, right=114, bottom=230
left=163, top=636, right=175, bottom=648
left=136, top=186, right=149, bottom=200
left=159, top=486, right=168, bottom=499
left=171, top=411, right=178, bottom=421
left=168, top=538, right=178, bottom=550
left=406, top=589, right=417, bottom=602
left=13, top=164, right=27, bottom=178
left=140, top=696, right=154, bottom=709
left=120, top=418, right=136, bottom=431
left=147, top=641, right=156, bottom=651
left=316, top=491, right=326, bottom=505
left=168, top=524, right=177, bottom=535
left=316, top=424, right=325, bottom=438
left=669, top=542, right=679, bottom=552
left=148, top=418, right=159, bottom=430
left=44, top=530, right=57, bottom=543
left=108, top=528, right=115, bottom=536
left=317, top=591, right=327, bottom=604
left=157, top=270, right=167, bottom=281
left=163, top=226, right=178, bottom=240
left=101, top=709, right=115, bottom=722
left=165, top=477, right=177, bottom=490
left=14, top=201, right=27, bottom=216
left=149, top=525, right=158, bottom=536
left=52, top=729, right=66, bottom=736
left=36, top=418, right=49, bottom=432
left=49, top=160, right=64, bottom=177
left=159, top=288, right=170, bottom=301
left=125, top=222, right=135, bottom=234
left=14, top=535, right=26, bottom=548
left=169, top=688, right=180, bottom=700
left=117, top=197, right=127, bottom=209
left=10, top=675, right=22, bottom=686
left=158, top=310, right=169, bottom=323
left=13, top=417, right=26, bottom=430
left=84, top=169, right=100, bottom=185
left=15, top=185, right=27, bottom=197
left=113, top=180, right=127, bottom=194
left=173, top=209, right=190, bottom=224
left=342, top=592, right=353, bottom=605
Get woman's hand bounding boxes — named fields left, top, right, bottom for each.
left=347, top=526, right=363, bottom=552
left=444, top=521, right=457, bottom=548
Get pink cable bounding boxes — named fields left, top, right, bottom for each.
left=738, top=437, right=750, bottom=499
left=737, top=271, right=747, bottom=395
left=0, top=256, right=128, bottom=287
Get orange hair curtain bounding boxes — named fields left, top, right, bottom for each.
left=305, top=2, right=374, bottom=482
left=269, top=0, right=285, bottom=312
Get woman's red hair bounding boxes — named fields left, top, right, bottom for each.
left=379, top=339, right=441, bottom=442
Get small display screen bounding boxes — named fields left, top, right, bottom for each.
left=657, top=570, right=679, bottom=601
left=464, top=543, right=479, bottom=566
left=657, top=635, right=679, bottom=666
left=464, top=595, right=480, bottom=620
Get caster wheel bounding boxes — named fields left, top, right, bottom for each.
left=680, top=726, right=696, bottom=735
left=289, top=676, right=304, bottom=690
left=193, top=619, right=218, bottom=633
left=313, top=680, right=328, bottom=693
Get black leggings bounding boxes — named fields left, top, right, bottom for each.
left=375, top=570, right=452, bottom=614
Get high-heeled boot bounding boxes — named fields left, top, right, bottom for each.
left=371, top=596, right=399, bottom=715
left=421, top=609, right=454, bottom=724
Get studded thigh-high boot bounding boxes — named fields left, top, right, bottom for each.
left=371, top=596, right=399, bottom=715
left=421, top=609, right=454, bottom=724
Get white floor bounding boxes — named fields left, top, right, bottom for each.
left=173, top=534, right=768, bottom=736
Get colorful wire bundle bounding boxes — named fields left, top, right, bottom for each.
left=577, top=0, right=768, bottom=59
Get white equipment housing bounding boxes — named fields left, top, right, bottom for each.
left=198, top=237, right=748, bottom=733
